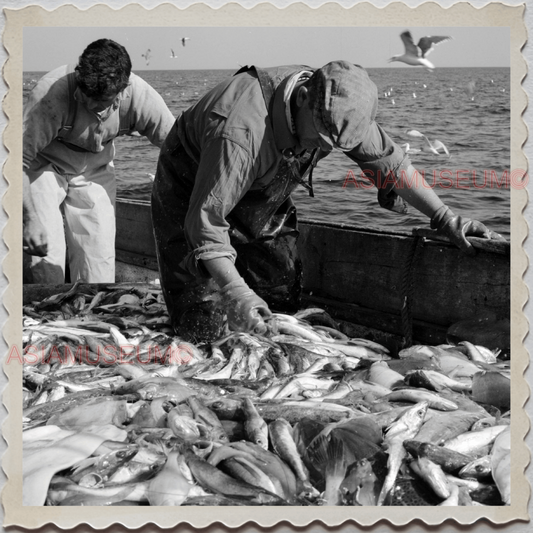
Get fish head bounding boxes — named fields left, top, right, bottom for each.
left=403, top=401, right=430, bottom=428
left=114, top=447, right=139, bottom=465
left=253, top=435, right=269, bottom=449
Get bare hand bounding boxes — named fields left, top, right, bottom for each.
left=23, top=217, right=48, bottom=256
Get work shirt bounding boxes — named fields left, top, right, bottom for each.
left=157, top=65, right=411, bottom=277
left=23, top=64, right=175, bottom=176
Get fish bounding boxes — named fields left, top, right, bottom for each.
left=341, top=458, right=379, bottom=506
left=255, top=399, right=358, bottom=425
left=444, top=474, right=491, bottom=492
left=182, top=494, right=250, bottom=506
left=222, top=456, right=280, bottom=495
left=167, top=406, right=202, bottom=442
left=187, top=397, right=229, bottom=443
left=459, top=341, right=497, bottom=364
left=490, top=427, right=511, bottom=504
left=471, top=371, right=510, bottom=411
left=293, top=308, right=339, bottom=327
left=274, top=375, right=335, bottom=400
left=347, top=379, right=392, bottom=398
left=242, top=398, right=269, bottom=449
left=377, top=401, right=429, bottom=505
left=414, top=410, right=484, bottom=444
left=403, top=440, right=472, bottom=474
left=409, top=457, right=451, bottom=499
left=205, top=397, right=244, bottom=421
left=404, top=369, right=472, bottom=393
left=268, top=418, right=320, bottom=499
left=105, top=460, right=161, bottom=485
left=47, top=478, right=150, bottom=505
left=182, top=448, right=288, bottom=504
left=382, top=388, right=458, bottom=411
left=274, top=320, right=328, bottom=342
left=368, top=362, right=405, bottom=389
left=69, top=447, right=138, bottom=484
left=22, top=285, right=514, bottom=508
left=458, top=455, right=493, bottom=481
left=431, top=350, right=483, bottom=378
left=438, top=483, right=460, bottom=506
left=47, top=397, right=130, bottom=430
left=129, top=398, right=168, bottom=428
left=146, top=451, right=194, bottom=506
left=210, top=441, right=298, bottom=502
left=442, top=425, right=508, bottom=456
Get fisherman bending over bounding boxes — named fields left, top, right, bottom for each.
left=23, top=38, right=175, bottom=284
left=152, top=61, right=504, bottom=342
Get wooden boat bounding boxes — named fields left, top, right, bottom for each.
left=114, top=198, right=510, bottom=353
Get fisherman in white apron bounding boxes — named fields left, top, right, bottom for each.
left=152, top=60, right=504, bottom=343
left=23, top=38, right=175, bottom=284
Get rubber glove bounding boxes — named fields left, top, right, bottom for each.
left=219, top=278, right=272, bottom=334
left=430, top=205, right=506, bottom=256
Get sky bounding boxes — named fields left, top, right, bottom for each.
left=23, top=26, right=510, bottom=72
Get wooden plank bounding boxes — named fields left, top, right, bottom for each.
left=116, top=261, right=160, bottom=284
left=115, top=249, right=159, bottom=271
left=298, top=222, right=509, bottom=329
left=115, top=199, right=157, bottom=257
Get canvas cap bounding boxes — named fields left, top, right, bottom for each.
left=310, top=61, right=378, bottom=151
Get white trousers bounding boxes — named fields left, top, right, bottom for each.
left=27, top=163, right=117, bottom=284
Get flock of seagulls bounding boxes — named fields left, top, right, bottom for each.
left=141, top=37, right=191, bottom=66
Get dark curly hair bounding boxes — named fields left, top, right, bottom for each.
left=75, top=39, right=132, bottom=100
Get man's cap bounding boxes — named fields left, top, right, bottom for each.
left=310, top=61, right=378, bottom=151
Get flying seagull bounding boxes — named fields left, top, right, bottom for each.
left=141, top=49, right=152, bottom=66
left=405, top=129, right=450, bottom=156
left=389, top=31, right=451, bottom=70
left=170, top=49, right=178, bottom=59
left=182, top=37, right=190, bottom=47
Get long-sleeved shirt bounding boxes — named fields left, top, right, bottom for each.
left=156, top=65, right=411, bottom=277
left=23, top=64, right=175, bottom=176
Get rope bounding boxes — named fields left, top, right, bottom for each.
left=400, top=236, right=423, bottom=348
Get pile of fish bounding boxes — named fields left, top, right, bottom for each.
left=22, top=282, right=511, bottom=507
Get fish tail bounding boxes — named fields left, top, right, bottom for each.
left=377, top=476, right=393, bottom=506
left=306, top=433, right=329, bottom=467
left=325, top=436, right=347, bottom=476
left=323, top=437, right=348, bottom=506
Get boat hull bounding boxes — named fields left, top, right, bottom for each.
left=114, top=198, right=510, bottom=346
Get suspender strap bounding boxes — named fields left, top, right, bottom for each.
left=63, top=72, right=78, bottom=131
left=254, top=67, right=276, bottom=112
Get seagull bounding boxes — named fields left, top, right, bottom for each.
left=182, top=37, right=190, bottom=47
left=389, top=30, right=452, bottom=70
left=170, top=49, right=178, bottom=59
left=141, top=49, right=152, bottom=66
left=400, top=143, right=421, bottom=154
left=405, top=129, right=450, bottom=156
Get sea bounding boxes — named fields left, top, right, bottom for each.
left=23, top=67, right=511, bottom=238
